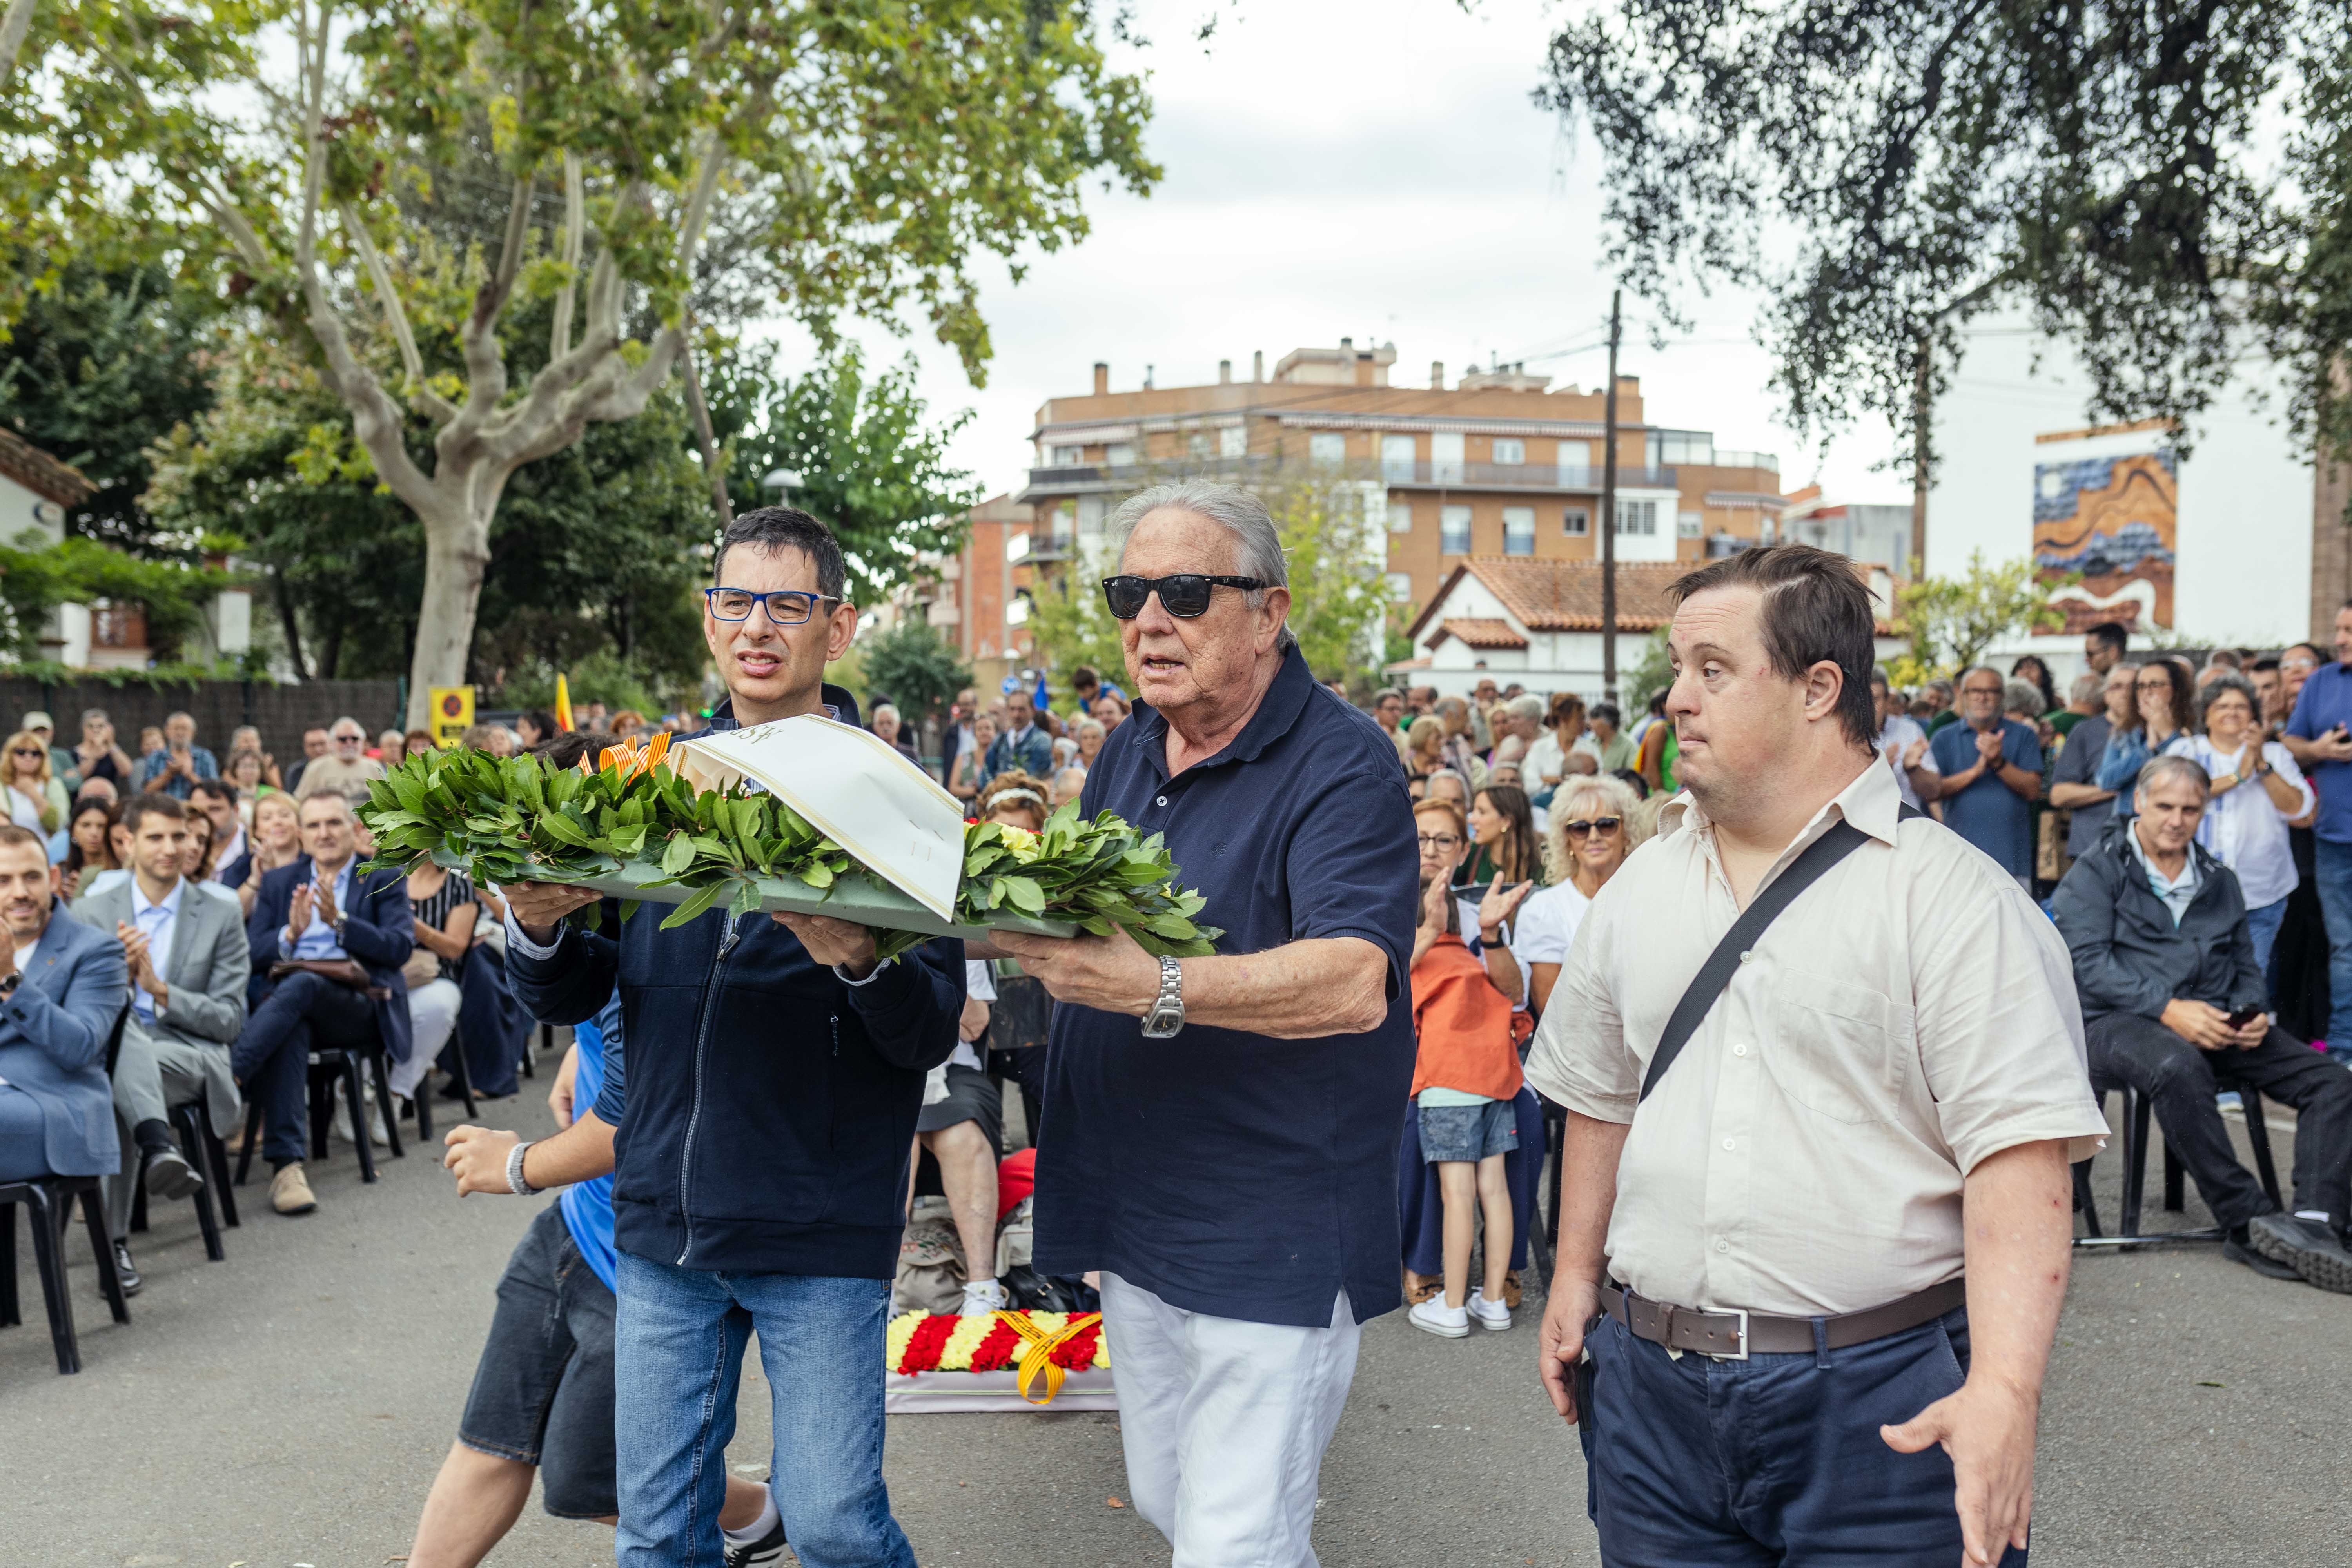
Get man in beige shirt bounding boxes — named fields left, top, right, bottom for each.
left=291, top=716, right=387, bottom=804
left=1530, top=543, right=2107, bottom=1568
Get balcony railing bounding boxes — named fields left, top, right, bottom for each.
left=1020, top=455, right=1678, bottom=497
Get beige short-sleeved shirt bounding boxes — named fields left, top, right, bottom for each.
left=1524, top=759, right=2107, bottom=1318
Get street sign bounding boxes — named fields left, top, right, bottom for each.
left=430, top=685, right=475, bottom=748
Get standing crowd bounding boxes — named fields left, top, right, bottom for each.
left=12, top=483, right=2352, bottom=1568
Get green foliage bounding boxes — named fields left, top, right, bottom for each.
left=1893, top=552, right=2074, bottom=679
left=144, top=328, right=713, bottom=690
left=494, top=650, right=673, bottom=720
left=358, top=744, right=1220, bottom=960
left=1263, top=477, right=1390, bottom=682
left=0, top=261, right=225, bottom=550
left=1622, top=626, right=1674, bottom=713
left=1539, top=1, right=2352, bottom=469
left=857, top=619, right=972, bottom=742
left=1020, top=563, right=1128, bottom=690
left=0, top=532, right=239, bottom=662
left=709, top=345, right=983, bottom=606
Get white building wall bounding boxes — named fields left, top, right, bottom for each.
left=1928, top=313, right=2312, bottom=679
left=0, top=474, right=67, bottom=545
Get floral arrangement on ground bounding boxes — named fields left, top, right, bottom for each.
left=887, top=1310, right=1108, bottom=1377
left=357, top=734, right=1220, bottom=960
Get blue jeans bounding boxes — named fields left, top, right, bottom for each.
left=2245, top=896, right=2289, bottom=984
left=2314, top=836, right=2352, bottom=1044
left=613, top=1253, right=913, bottom=1568
left=1579, top=1305, right=2027, bottom=1566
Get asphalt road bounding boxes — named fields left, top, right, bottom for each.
left=3, top=1062, right=2347, bottom=1567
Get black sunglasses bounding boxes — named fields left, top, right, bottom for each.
left=1563, top=817, right=1623, bottom=837
left=1101, top=573, right=1268, bottom=619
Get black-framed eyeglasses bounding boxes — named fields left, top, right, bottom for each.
left=1563, top=817, right=1622, bottom=838
left=1416, top=832, right=1463, bottom=850
left=704, top=587, right=842, bottom=624
left=1101, top=573, right=1268, bottom=619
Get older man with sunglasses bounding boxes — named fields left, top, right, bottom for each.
left=989, top=479, right=1417, bottom=1567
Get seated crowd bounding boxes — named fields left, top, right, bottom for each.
left=0, top=705, right=616, bottom=1299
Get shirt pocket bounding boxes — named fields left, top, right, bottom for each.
left=1766, top=972, right=1913, bottom=1125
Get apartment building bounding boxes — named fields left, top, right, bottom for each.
left=1006, top=340, right=1787, bottom=621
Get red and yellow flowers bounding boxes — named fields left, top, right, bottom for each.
left=886, top=1308, right=1109, bottom=1405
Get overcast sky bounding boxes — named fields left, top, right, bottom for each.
left=753, top=0, right=1910, bottom=507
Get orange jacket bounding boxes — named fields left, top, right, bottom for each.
left=1409, top=935, right=1524, bottom=1102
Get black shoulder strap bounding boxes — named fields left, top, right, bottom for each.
left=1637, top=806, right=1916, bottom=1102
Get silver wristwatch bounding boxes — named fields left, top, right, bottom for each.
left=506, top=1139, right=538, bottom=1196
left=1140, top=954, right=1185, bottom=1039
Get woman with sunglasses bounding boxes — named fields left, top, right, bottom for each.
left=1514, top=773, right=1650, bottom=1014
left=0, top=728, right=67, bottom=836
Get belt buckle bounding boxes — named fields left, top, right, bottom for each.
left=1719, top=1307, right=1749, bottom=1361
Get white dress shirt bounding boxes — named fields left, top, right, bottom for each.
left=2182, top=736, right=2311, bottom=908
left=1525, top=760, right=2107, bottom=1317
left=129, top=876, right=185, bottom=1022
left=1511, top=878, right=1592, bottom=969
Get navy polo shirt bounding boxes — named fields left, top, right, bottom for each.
left=2287, top=661, right=2352, bottom=843
left=1033, top=646, right=1419, bottom=1328
left=1928, top=715, right=2042, bottom=876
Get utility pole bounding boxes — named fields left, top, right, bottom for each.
left=1600, top=289, right=1622, bottom=705
left=1909, top=332, right=1930, bottom=576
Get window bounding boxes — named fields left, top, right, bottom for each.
left=1557, top=441, right=1593, bottom=487
left=1050, top=504, right=1076, bottom=548
left=1187, top=431, right=1212, bottom=458
left=1105, top=441, right=1138, bottom=467
left=1219, top=425, right=1248, bottom=458
left=1645, top=430, right=1713, bottom=467
left=1385, top=572, right=1414, bottom=602
left=1387, top=500, right=1414, bottom=535
left=1381, top=434, right=1416, bottom=481
left=1309, top=432, right=1347, bottom=468
left=1077, top=495, right=1106, bottom=537
left=1677, top=510, right=1704, bottom=539
left=1502, top=506, right=1535, bottom=556
left=1048, top=445, right=1083, bottom=467
left=1431, top=432, right=1466, bottom=484
left=1615, top=499, right=1657, bottom=536
left=1492, top=437, right=1525, bottom=466
left=1440, top=505, right=1473, bottom=555
left=1564, top=506, right=1589, bottom=536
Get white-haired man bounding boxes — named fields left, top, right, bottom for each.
left=992, top=479, right=1416, bottom=1565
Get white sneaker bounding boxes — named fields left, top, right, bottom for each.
left=958, top=1279, right=1009, bottom=1316
left=1408, top=1296, right=1470, bottom=1338
left=1466, top=1288, right=1512, bottom=1332
left=332, top=1089, right=390, bottom=1148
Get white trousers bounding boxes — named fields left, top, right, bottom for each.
left=391, top=977, right=461, bottom=1099
left=1098, top=1272, right=1360, bottom=1568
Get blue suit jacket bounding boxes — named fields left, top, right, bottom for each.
left=984, top=724, right=1054, bottom=782
left=247, top=856, right=416, bottom=1062
left=0, top=907, right=131, bottom=1177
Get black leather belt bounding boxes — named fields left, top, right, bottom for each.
left=1600, top=1278, right=1966, bottom=1359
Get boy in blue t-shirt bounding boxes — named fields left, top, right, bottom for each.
left=406, top=996, right=785, bottom=1566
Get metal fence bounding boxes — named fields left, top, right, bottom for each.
left=0, top=678, right=403, bottom=769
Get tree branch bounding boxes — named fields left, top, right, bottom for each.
left=0, top=0, right=38, bottom=91
left=341, top=201, right=459, bottom=425
left=550, top=151, right=583, bottom=363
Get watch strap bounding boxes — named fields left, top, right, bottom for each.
left=506, top=1139, right=538, bottom=1196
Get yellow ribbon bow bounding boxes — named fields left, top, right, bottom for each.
left=998, top=1310, right=1103, bottom=1405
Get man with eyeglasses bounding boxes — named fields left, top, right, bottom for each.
left=130, top=710, right=218, bottom=801
left=2049, top=661, right=2143, bottom=861
left=499, top=507, right=963, bottom=1567
left=1921, top=666, right=2044, bottom=890
left=2283, top=603, right=2352, bottom=1053
left=988, top=479, right=1417, bottom=1567
left=292, top=717, right=388, bottom=805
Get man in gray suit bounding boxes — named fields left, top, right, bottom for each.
left=73, top=793, right=249, bottom=1291
left=0, top=825, right=132, bottom=1202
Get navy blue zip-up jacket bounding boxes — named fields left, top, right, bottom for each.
left=508, top=690, right=966, bottom=1279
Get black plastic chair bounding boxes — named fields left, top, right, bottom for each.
left=413, top=1027, right=480, bottom=1143
left=128, top=1098, right=230, bottom=1263
left=0, top=1173, right=132, bottom=1373
left=234, top=1038, right=400, bottom=1187
left=2074, top=1077, right=2283, bottom=1248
